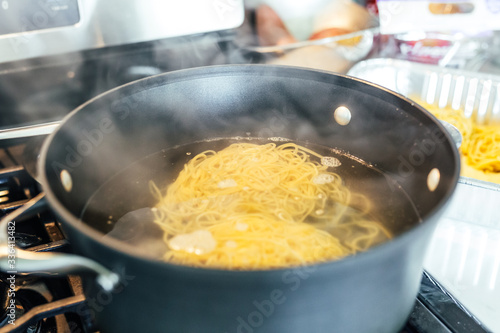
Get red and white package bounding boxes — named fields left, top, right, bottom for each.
left=377, top=0, right=500, bottom=34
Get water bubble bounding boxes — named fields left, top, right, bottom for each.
left=321, top=156, right=341, bottom=167
left=218, top=179, right=237, bottom=188
left=235, top=222, right=248, bottom=231
left=225, top=240, right=237, bottom=248
left=268, top=137, right=289, bottom=142
left=168, top=230, right=216, bottom=255
left=313, top=174, right=335, bottom=184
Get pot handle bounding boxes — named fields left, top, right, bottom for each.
left=440, top=120, right=462, bottom=149
left=0, top=193, right=119, bottom=292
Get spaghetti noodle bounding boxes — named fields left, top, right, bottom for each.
left=465, top=124, right=500, bottom=173
left=151, top=142, right=391, bottom=270
left=418, top=100, right=500, bottom=182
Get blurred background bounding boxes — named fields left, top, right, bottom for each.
left=1, top=0, right=500, bottom=129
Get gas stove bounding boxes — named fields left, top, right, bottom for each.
left=0, top=144, right=87, bottom=333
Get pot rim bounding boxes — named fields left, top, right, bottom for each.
left=38, top=64, right=461, bottom=273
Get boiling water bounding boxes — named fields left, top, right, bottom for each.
left=81, top=138, right=420, bottom=260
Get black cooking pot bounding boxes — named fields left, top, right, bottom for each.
left=1, top=65, right=459, bottom=333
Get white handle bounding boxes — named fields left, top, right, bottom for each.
left=0, top=121, right=60, bottom=141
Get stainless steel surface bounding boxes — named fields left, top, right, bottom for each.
left=21, top=136, right=45, bottom=182
left=447, top=177, right=500, bottom=227
left=424, top=178, right=500, bottom=333
left=0, top=0, right=245, bottom=64
left=348, top=58, right=500, bottom=124
left=0, top=193, right=120, bottom=292
left=0, top=121, right=60, bottom=140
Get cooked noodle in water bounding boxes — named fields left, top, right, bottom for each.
left=151, top=142, right=391, bottom=269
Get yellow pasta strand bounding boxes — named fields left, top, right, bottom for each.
left=418, top=101, right=474, bottom=153
left=151, top=142, right=391, bottom=270
left=465, top=124, right=500, bottom=173
left=417, top=100, right=500, bottom=179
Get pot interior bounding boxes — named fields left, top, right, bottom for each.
left=41, top=65, right=459, bottom=263
left=79, top=137, right=421, bottom=260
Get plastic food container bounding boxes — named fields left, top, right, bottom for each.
left=239, top=0, right=379, bottom=74
left=241, top=28, right=378, bottom=74
left=348, top=58, right=500, bottom=124
left=348, top=58, right=500, bottom=332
